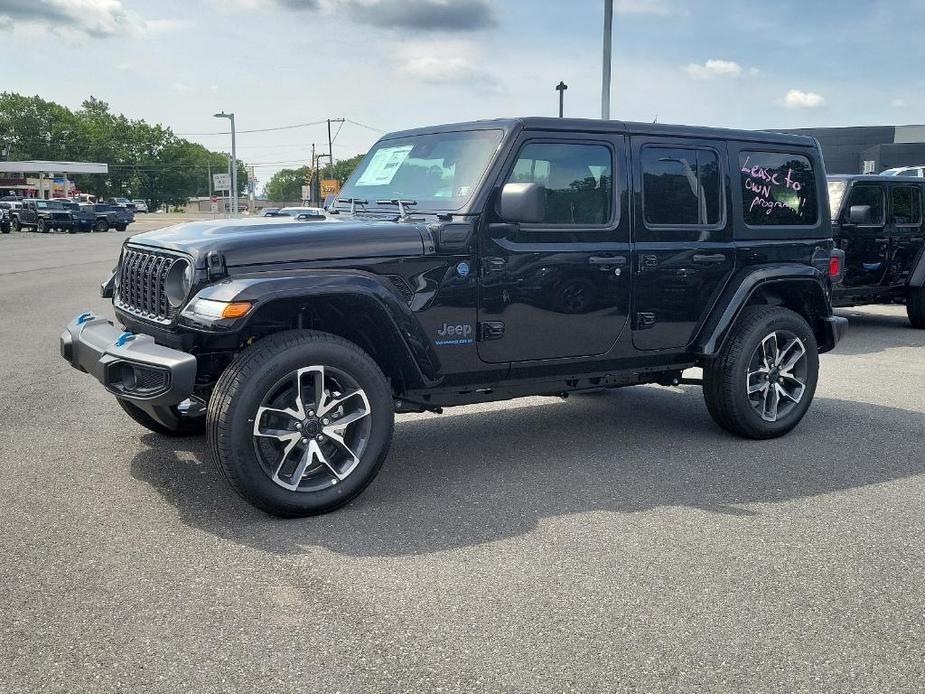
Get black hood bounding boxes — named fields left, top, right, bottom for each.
left=127, top=216, right=426, bottom=268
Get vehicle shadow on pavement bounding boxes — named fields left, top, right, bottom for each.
left=833, top=309, right=925, bottom=355
left=128, top=386, right=925, bottom=558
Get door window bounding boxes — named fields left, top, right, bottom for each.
left=891, top=186, right=922, bottom=225
left=739, top=151, right=818, bottom=226
left=641, top=146, right=721, bottom=226
left=844, top=185, right=885, bottom=224
left=508, top=142, right=613, bottom=225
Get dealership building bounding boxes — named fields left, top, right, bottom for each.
left=774, top=125, right=925, bottom=175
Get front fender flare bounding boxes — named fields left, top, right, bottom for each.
left=187, top=269, right=441, bottom=387
left=695, top=264, right=833, bottom=357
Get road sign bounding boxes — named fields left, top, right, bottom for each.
left=301, top=185, right=311, bottom=200
left=213, top=173, right=231, bottom=191
left=320, top=179, right=340, bottom=197
left=210, top=202, right=218, bottom=213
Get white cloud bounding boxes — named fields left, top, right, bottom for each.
left=891, top=98, right=908, bottom=108
left=684, top=59, right=749, bottom=80
left=615, top=0, right=682, bottom=16
left=395, top=42, right=503, bottom=93
left=782, top=89, right=826, bottom=109
left=0, top=0, right=183, bottom=39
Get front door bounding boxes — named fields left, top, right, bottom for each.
left=837, top=182, right=889, bottom=289
left=630, top=138, right=735, bottom=350
left=477, top=134, right=631, bottom=363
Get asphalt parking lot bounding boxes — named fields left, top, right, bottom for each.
left=1, top=225, right=923, bottom=694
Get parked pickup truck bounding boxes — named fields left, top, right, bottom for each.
left=62, top=117, right=847, bottom=517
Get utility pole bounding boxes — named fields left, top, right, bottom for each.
left=326, top=118, right=345, bottom=181
left=311, top=143, right=316, bottom=205
left=555, top=81, right=568, bottom=118
left=602, top=0, right=613, bottom=120
left=213, top=111, right=238, bottom=216
left=207, top=161, right=212, bottom=197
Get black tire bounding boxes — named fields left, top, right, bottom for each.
left=703, top=306, right=819, bottom=439
left=908, top=287, right=925, bottom=329
left=1, top=224, right=9, bottom=234
left=207, top=330, right=395, bottom=517
left=37, top=218, right=46, bottom=233
left=95, top=218, right=109, bottom=233
left=11, top=217, right=20, bottom=232
left=116, top=225, right=127, bottom=232
left=117, top=398, right=206, bottom=437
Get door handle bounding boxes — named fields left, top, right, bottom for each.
left=692, top=253, right=727, bottom=264
left=589, top=255, right=627, bottom=266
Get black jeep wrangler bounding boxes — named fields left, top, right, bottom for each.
left=827, top=175, right=925, bottom=326
left=61, top=118, right=846, bottom=517
left=13, top=199, right=75, bottom=233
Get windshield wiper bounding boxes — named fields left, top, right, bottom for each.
left=335, top=197, right=368, bottom=216
left=375, top=199, right=417, bottom=221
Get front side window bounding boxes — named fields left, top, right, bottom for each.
left=338, top=129, right=503, bottom=212
left=844, top=185, right=885, bottom=224
left=740, top=151, right=818, bottom=226
left=892, top=186, right=922, bottom=225
left=641, top=146, right=721, bottom=226
left=508, top=142, right=613, bottom=225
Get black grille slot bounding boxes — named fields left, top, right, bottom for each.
left=386, top=275, right=414, bottom=303
left=116, top=248, right=180, bottom=324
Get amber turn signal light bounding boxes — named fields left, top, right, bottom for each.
left=221, top=302, right=252, bottom=319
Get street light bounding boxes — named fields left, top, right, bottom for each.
left=213, top=111, right=238, bottom=216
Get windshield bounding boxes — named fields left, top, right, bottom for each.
left=827, top=180, right=847, bottom=218
left=337, top=129, right=504, bottom=212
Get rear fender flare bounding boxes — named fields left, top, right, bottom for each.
left=910, top=248, right=925, bottom=287
left=696, top=264, right=832, bottom=356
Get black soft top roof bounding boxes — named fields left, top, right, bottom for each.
left=827, top=174, right=925, bottom=183
left=381, top=117, right=818, bottom=148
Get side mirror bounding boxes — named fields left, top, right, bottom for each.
left=847, top=204, right=872, bottom=225
left=499, top=182, right=545, bottom=224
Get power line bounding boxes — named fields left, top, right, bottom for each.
left=345, top=118, right=386, bottom=134
left=176, top=119, right=329, bottom=137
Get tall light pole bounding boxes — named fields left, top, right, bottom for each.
left=555, top=81, right=568, bottom=118
left=214, top=111, right=238, bottom=216
left=601, top=0, right=613, bottom=120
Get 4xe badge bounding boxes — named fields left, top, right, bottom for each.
left=435, top=322, right=474, bottom=346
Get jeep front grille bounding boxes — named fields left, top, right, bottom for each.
left=115, top=248, right=181, bottom=324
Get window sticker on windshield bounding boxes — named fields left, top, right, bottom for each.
left=356, top=145, right=414, bottom=186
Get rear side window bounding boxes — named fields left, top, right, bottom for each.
left=892, top=186, right=922, bottom=225
left=508, top=142, right=613, bottom=225
left=844, top=185, right=885, bottom=224
left=739, top=151, right=818, bottom=226
left=641, top=146, right=721, bottom=226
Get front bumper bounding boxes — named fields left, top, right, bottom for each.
left=820, top=315, right=849, bottom=353
left=60, top=312, right=197, bottom=411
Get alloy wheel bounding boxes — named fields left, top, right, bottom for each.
left=252, top=365, right=372, bottom=492
left=746, top=330, right=807, bottom=422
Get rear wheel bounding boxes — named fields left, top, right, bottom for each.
left=208, top=330, right=395, bottom=517
left=36, top=218, right=47, bottom=233
left=703, top=306, right=819, bottom=439
left=95, top=218, right=108, bottom=232
left=116, top=224, right=127, bottom=231
left=908, top=287, right=925, bottom=329
left=1, top=224, right=9, bottom=234
left=11, top=217, right=20, bottom=232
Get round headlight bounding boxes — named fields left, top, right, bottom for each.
left=165, top=259, right=193, bottom=307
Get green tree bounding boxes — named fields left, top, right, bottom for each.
left=330, top=153, right=366, bottom=186
left=265, top=166, right=311, bottom=202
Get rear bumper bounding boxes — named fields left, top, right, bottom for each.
left=60, top=312, right=197, bottom=408
left=820, top=314, right=849, bottom=353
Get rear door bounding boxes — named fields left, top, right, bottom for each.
left=477, top=132, right=631, bottom=363
left=838, top=182, right=889, bottom=289
left=886, top=182, right=924, bottom=286
left=630, top=138, right=734, bottom=350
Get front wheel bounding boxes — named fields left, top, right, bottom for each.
left=116, top=225, right=127, bottom=231
left=11, top=218, right=20, bottom=232
left=95, top=218, right=108, bottom=232
left=703, top=306, right=819, bottom=439
left=37, top=218, right=47, bottom=233
left=207, top=330, right=395, bottom=517
left=908, top=287, right=925, bottom=329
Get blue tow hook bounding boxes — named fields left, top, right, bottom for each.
left=76, top=312, right=94, bottom=325
left=115, top=331, right=136, bottom=347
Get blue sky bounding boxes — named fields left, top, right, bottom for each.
left=3, top=0, right=923, bottom=188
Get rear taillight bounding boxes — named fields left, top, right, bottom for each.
left=829, top=254, right=841, bottom=277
